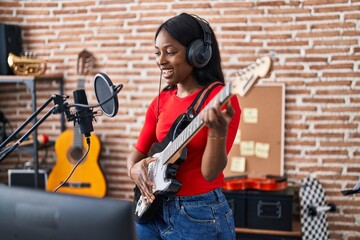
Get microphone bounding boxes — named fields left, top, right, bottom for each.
left=73, top=89, right=94, bottom=138
left=6, top=134, right=49, bottom=147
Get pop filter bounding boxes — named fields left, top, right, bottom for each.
left=94, top=73, right=122, bottom=118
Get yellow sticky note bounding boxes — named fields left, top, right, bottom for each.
left=255, top=142, right=270, bottom=159
left=234, top=129, right=241, bottom=144
left=230, top=157, right=246, bottom=172
left=240, top=141, right=254, bottom=156
left=243, top=108, right=258, bottom=124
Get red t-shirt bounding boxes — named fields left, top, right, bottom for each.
left=135, top=85, right=241, bottom=196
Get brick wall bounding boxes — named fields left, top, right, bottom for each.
left=0, top=0, right=359, bottom=239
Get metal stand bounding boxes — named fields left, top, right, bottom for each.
left=341, top=185, right=360, bottom=195
left=0, top=94, right=70, bottom=188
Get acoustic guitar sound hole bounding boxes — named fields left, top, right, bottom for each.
left=68, top=146, right=86, bottom=164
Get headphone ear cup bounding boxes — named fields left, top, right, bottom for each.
left=187, top=39, right=212, bottom=68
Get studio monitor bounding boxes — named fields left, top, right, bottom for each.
left=0, top=23, right=23, bottom=75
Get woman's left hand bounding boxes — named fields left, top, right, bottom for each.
left=202, top=100, right=235, bottom=137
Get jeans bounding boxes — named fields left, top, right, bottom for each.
left=136, top=188, right=236, bottom=240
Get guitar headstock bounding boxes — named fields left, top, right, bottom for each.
left=77, top=49, right=94, bottom=76
left=230, top=56, right=272, bottom=97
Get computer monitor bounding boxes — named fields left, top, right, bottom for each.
left=0, top=185, right=137, bottom=240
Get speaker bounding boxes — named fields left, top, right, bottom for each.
left=8, top=169, right=47, bottom=190
left=0, top=23, right=23, bottom=75
left=186, top=15, right=212, bottom=69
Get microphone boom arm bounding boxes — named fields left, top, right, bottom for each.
left=0, top=73, right=122, bottom=188
left=0, top=94, right=70, bottom=188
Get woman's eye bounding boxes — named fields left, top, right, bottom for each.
left=154, top=51, right=161, bottom=56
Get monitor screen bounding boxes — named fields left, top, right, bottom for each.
left=0, top=185, right=137, bottom=240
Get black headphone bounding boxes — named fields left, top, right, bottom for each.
left=187, top=15, right=213, bottom=68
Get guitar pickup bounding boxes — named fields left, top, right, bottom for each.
left=166, top=164, right=179, bottom=178
left=61, top=182, right=91, bottom=188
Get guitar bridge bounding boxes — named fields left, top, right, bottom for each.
left=61, top=182, right=91, bottom=188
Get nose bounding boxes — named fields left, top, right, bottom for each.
left=157, top=53, right=167, bottom=66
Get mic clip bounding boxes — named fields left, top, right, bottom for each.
left=72, top=108, right=96, bottom=127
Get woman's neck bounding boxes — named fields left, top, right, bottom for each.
left=176, top=81, right=201, bottom=98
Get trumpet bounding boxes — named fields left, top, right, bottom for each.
left=7, top=52, right=47, bottom=76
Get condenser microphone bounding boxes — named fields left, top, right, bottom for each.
left=94, top=73, right=122, bottom=118
left=73, top=89, right=94, bottom=138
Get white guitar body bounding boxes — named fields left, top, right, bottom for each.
left=135, top=141, right=182, bottom=217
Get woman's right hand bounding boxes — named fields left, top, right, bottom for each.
left=129, top=156, right=157, bottom=203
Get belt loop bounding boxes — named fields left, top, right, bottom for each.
left=214, top=188, right=222, bottom=201
left=174, top=196, right=181, bottom=209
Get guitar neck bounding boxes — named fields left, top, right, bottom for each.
left=161, top=83, right=233, bottom=165
left=73, top=76, right=86, bottom=147
left=77, top=76, right=85, bottom=89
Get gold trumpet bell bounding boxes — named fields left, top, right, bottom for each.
left=7, top=52, right=47, bottom=76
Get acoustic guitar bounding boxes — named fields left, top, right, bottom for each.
left=134, top=56, right=273, bottom=222
left=46, top=50, right=107, bottom=198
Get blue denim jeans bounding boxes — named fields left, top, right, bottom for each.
left=136, top=188, right=236, bottom=240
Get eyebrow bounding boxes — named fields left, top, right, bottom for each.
left=155, top=43, right=174, bottom=49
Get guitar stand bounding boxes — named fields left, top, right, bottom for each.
left=0, top=94, right=72, bottom=188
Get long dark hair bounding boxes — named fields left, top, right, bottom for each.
left=155, top=13, right=224, bottom=87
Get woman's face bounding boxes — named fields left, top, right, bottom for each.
left=155, top=29, right=194, bottom=86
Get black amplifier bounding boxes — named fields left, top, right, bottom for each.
left=8, top=169, right=47, bottom=190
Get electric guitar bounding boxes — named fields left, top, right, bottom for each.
left=134, top=56, right=273, bottom=222
left=46, top=50, right=107, bottom=198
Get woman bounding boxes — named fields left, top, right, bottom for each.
left=127, top=13, right=241, bottom=240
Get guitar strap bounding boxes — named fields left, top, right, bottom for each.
left=186, top=81, right=224, bottom=120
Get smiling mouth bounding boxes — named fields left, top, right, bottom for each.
left=162, top=69, right=174, bottom=78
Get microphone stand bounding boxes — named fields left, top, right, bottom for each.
left=0, top=94, right=71, bottom=189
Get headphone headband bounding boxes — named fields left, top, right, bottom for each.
left=190, top=14, right=212, bottom=47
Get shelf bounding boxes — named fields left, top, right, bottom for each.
left=236, top=217, right=301, bottom=237
left=15, top=141, right=55, bottom=155
left=224, top=186, right=302, bottom=239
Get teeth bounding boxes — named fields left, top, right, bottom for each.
left=163, top=69, right=173, bottom=74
